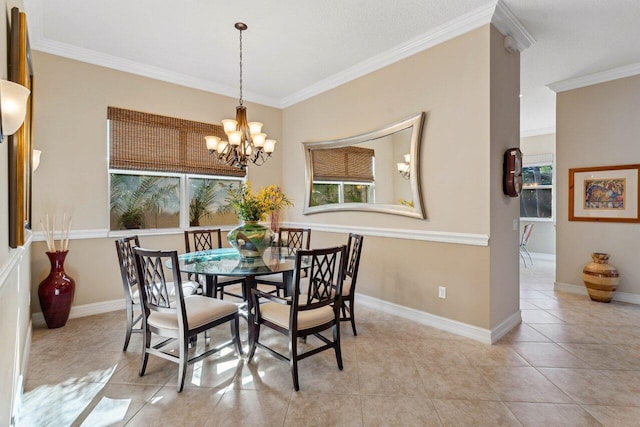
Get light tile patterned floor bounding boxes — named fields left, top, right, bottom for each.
left=19, top=257, right=640, bottom=426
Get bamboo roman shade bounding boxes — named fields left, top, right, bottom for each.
left=108, top=107, right=245, bottom=177
left=311, top=146, right=375, bottom=182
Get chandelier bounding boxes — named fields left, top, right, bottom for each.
left=397, top=154, right=410, bottom=179
left=205, top=23, right=276, bottom=169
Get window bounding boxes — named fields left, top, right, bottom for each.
left=520, top=154, right=553, bottom=220
left=108, top=107, right=243, bottom=231
left=310, top=181, right=374, bottom=206
left=310, top=146, right=375, bottom=206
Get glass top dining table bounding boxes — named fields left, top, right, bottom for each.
left=177, top=246, right=306, bottom=298
left=175, top=246, right=308, bottom=346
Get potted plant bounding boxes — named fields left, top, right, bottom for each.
left=225, top=182, right=292, bottom=258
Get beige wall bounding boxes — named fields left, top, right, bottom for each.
left=520, top=133, right=556, bottom=255
left=556, top=74, right=640, bottom=296
left=28, top=24, right=520, bottom=332
left=29, top=52, right=283, bottom=310
left=488, top=26, right=521, bottom=328
left=282, top=25, right=520, bottom=329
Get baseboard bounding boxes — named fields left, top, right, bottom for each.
left=554, top=281, right=640, bottom=305
left=32, top=299, right=126, bottom=327
left=490, top=311, right=522, bottom=344
left=355, top=293, right=519, bottom=344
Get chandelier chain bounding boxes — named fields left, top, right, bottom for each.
left=239, top=27, right=243, bottom=106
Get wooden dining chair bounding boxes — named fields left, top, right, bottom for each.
left=116, top=236, right=200, bottom=351
left=133, top=247, right=243, bottom=392
left=256, top=227, right=311, bottom=296
left=184, top=229, right=245, bottom=299
left=248, top=245, right=347, bottom=391
left=115, top=236, right=143, bottom=351
left=339, top=233, right=364, bottom=335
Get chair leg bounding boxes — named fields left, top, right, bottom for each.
left=177, top=335, right=189, bottom=393
left=248, top=321, right=260, bottom=362
left=123, top=301, right=134, bottom=351
left=333, top=324, right=343, bottom=371
left=348, top=299, right=357, bottom=336
left=520, top=249, right=528, bottom=268
left=139, top=328, right=151, bottom=377
left=524, top=247, right=533, bottom=266
left=231, top=315, right=243, bottom=356
left=290, top=334, right=300, bottom=391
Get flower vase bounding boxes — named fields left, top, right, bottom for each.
left=227, top=221, right=274, bottom=259
left=582, top=253, right=619, bottom=303
left=38, top=250, right=76, bottom=328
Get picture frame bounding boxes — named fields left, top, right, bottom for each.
left=569, top=164, right=640, bottom=223
left=8, top=7, right=34, bottom=248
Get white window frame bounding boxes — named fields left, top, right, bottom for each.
left=108, top=168, right=244, bottom=237
left=520, top=153, right=554, bottom=222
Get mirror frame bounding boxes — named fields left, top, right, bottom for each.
left=303, top=112, right=426, bottom=219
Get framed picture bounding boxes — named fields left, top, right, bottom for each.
left=8, top=7, right=33, bottom=248
left=569, top=164, right=640, bottom=223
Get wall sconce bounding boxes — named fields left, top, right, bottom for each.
left=397, top=153, right=410, bottom=180
left=0, top=79, right=31, bottom=141
left=33, top=149, right=42, bottom=171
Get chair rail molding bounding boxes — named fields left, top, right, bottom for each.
left=283, top=222, right=489, bottom=246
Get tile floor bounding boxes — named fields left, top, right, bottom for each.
left=19, top=257, right=640, bottom=426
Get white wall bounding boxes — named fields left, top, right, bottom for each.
left=520, top=133, right=556, bottom=255
left=0, top=2, right=31, bottom=425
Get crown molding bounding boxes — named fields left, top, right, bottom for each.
left=280, top=2, right=498, bottom=107
left=547, top=62, right=640, bottom=93
left=520, top=126, right=556, bottom=138
left=30, top=38, right=281, bottom=108
left=491, top=0, right=536, bottom=52
left=25, top=0, right=533, bottom=109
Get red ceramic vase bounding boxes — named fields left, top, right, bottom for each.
left=38, top=250, right=75, bottom=328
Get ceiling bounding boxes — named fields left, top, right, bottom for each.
left=23, top=0, right=640, bottom=136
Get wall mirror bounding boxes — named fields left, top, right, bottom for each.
left=303, top=112, right=426, bottom=218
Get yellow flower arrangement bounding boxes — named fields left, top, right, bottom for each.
left=226, top=182, right=292, bottom=222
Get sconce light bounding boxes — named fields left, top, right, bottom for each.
left=33, top=149, right=42, bottom=171
left=0, top=79, right=30, bottom=141
left=397, top=153, right=411, bottom=180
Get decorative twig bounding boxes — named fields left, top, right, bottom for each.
left=41, top=212, right=72, bottom=252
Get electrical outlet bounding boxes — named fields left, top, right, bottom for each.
left=438, top=286, right=446, bottom=299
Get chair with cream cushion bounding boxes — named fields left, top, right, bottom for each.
left=133, top=247, right=242, bottom=392
left=185, top=229, right=245, bottom=299
left=256, top=227, right=311, bottom=297
left=115, top=236, right=199, bottom=351
left=248, top=245, right=346, bottom=391
left=339, top=233, right=364, bottom=335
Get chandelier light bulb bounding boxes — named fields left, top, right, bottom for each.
left=221, top=119, right=237, bottom=135
left=248, top=122, right=263, bottom=135
left=205, top=135, right=220, bottom=152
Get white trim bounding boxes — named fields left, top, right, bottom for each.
left=280, top=3, right=497, bottom=107
left=520, top=127, right=556, bottom=138
left=32, top=229, right=109, bottom=242
left=32, top=299, right=126, bottom=328
left=490, top=311, right=522, bottom=344
left=548, top=62, right=640, bottom=93
left=554, top=281, right=640, bottom=305
left=28, top=38, right=279, bottom=108
left=283, top=221, right=489, bottom=246
left=491, top=0, right=536, bottom=52
left=26, top=1, right=534, bottom=109
left=356, top=293, right=510, bottom=344
left=0, top=247, right=26, bottom=293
